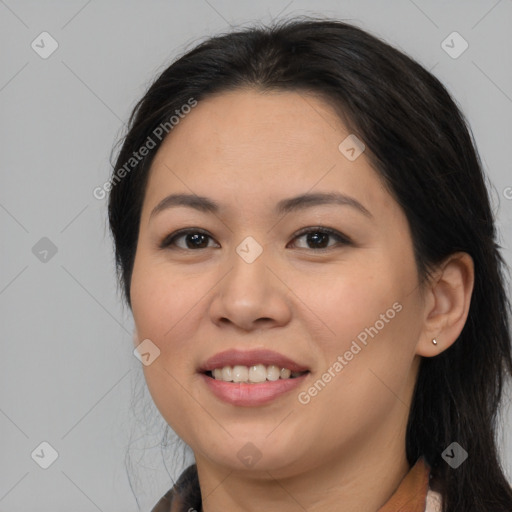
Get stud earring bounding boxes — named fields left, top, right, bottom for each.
left=432, top=338, right=438, bottom=345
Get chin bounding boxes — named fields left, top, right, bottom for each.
left=195, top=435, right=309, bottom=476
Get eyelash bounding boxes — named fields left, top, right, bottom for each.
left=159, top=226, right=353, bottom=252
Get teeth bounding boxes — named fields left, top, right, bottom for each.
left=267, top=365, right=280, bottom=381
left=208, top=364, right=305, bottom=383
left=233, top=365, right=249, bottom=382
left=221, top=366, right=232, bottom=381
left=248, top=364, right=267, bottom=383
left=280, top=368, right=291, bottom=379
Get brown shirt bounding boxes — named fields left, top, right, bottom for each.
left=151, top=456, right=439, bottom=512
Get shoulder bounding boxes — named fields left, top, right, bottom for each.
left=150, top=464, right=201, bottom=512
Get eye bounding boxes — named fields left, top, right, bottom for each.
left=288, top=227, right=352, bottom=250
left=159, top=226, right=352, bottom=251
left=159, top=229, right=219, bottom=250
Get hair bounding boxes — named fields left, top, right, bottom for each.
left=108, top=17, right=512, bottom=511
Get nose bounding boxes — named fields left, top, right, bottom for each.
left=208, top=245, right=292, bottom=332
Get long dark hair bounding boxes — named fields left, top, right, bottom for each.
left=108, top=18, right=512, bottom=511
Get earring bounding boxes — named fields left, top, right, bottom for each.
left=432, top=338, right=438, bottom=345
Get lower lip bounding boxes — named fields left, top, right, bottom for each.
left=200, top=373, right=309, bottom=406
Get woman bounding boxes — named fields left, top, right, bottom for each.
left=108, top=19, right=512, bottom=512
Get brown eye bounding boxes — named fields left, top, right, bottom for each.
left=159, top=226, right=351, bottom=252
left=289, top=227, right=352, bottom=250
left=160, top=229, right=219, bottom=250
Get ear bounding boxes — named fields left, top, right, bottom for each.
left=416, top=252, right=474, bottom=357
left=133, top=329, right=139, bottom=348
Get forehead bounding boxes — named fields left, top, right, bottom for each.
left=155, top=89, right=348, bottom=166
left=143, top=89, right=392, bottom=218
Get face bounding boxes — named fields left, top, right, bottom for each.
left=130, top=89, right=426, bottom=477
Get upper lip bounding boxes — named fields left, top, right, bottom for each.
left=199, top=349, right=310, bottom=373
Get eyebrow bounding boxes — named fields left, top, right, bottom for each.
left=149, top=192, right=372, bottom=220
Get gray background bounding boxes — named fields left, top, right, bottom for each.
left=1, top=0, right=512, bottom=510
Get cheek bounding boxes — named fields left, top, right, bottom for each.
left=299, top=251, right=421, bottom=388
left=131, top=258, right=204, bottom=438
left=309, top=266, right=422, bottom=398
left=131, top=254, right=192, bottom=338
left=130, top=254, right=203, bottom=391
left=300, top=263, right=403, bottom=345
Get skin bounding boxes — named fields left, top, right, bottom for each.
left=130, top=89, right=474, bottom=512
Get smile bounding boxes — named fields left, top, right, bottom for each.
left=201, top=371, right=310, bottom=406
left=206, top=364, right=308, bottom=383
left=198, top=348, right=311, bottom=406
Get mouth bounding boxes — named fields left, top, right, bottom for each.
left=203, top=365, right=309, bottom=384
left=198, top=349, right=311, bottom=406
left=198, top=348, right=310, bottom=378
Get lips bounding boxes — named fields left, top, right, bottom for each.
left=200, top=372, right=309, bottom=406
left=198, top=348, right=310, bottom=374
left=198, top=349, right=311, bottom=406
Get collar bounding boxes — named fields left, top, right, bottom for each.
left=151, top=456, right=432, bottom=512
left=377, top=456, right=431, bottom=512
